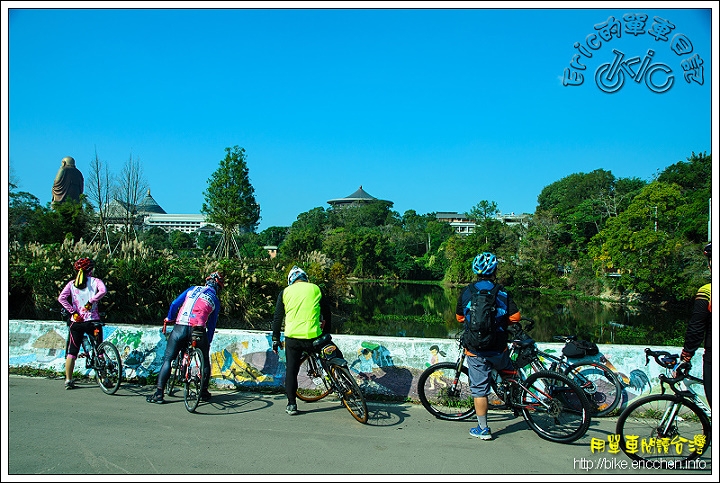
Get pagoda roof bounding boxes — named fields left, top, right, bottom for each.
left=327, top=185, right=391, bottom=205
left=136, top=189, right=166, bottom=214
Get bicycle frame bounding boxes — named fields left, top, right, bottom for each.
left=615, top=348, right=711, bottom=466
left=417, top=323, right=592, bottom=443
left=296, top=336, right=369, bottom=424
left=161, top=322, right=207, bottom=412
left=73, top=320, right=122, bottom=395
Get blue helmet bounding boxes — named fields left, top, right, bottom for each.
left=288, top=266, right=308, bottom=286
left=472, top=252, right=498, bottom=276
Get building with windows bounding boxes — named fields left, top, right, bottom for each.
left=436, top=211, right=530, bottom=235
left=435, top=212, right=476, bottom=235
left=103, top=190, right=221, bottom=235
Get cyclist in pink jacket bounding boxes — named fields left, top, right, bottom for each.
left=58, top=257, right=107, bottom=389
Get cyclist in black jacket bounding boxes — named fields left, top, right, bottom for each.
left=680, top=242, right=712, bottom=408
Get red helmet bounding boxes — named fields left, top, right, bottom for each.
left=73, top=257, right=95, bottom=272
left=205, top=271, right=225, bottom=291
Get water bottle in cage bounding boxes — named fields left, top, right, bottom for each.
left=82, top=337, right=92, bottom=368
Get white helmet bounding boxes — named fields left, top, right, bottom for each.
left=287, top=266, right=308, bottom=285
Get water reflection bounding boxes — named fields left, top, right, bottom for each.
left=336, top=282, right=688, bottom=345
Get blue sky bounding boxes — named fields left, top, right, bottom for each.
left=4, top=3, right=717, bottom=232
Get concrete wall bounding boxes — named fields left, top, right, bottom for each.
left=8, top=319, right=706, bottom=409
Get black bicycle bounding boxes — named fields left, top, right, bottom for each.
left=509, top=319, right=622, bottom=417
left=295, top=334, right=368, bottom=424
left=163, top=323, right=206, bottom=413
left=615, top=348, right=711, bottom=468
left=417, top=320, right=592, bottom=444
left=60, top=308, right=122, bottom=395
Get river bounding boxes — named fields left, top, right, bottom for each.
left=334, top=282, right=690, bottom=346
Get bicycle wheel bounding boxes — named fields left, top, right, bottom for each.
left=519, top=370, right=591, bottom=444
left=296, top=353, right=333, bottom=402
left=330, top=365, right=368, bottom=424
left=417, top=362, right=475, bottom=421
left=616, top=394, right=710, bottom=468
left=165, top=353, right=183, bottom=397
left=95, top=341, right=122, bottom=395
left=564, top=361, right=622, bottom=417
left=184, top=348, right=204, bottom=413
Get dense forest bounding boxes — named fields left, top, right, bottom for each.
left=8, top=151, right=712, bottom=335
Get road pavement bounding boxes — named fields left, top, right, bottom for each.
left=4, top=375, right=715, bottom=479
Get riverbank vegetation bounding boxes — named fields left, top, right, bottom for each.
left=8, top=150, right=711, bottom=342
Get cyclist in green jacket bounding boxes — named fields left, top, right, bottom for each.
left=271, top=266, right=332, bottom=415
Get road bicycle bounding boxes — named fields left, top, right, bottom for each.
left=60, top=308, right=122, bottom=395
left=516, top=323, right=622, bottom=417
left=295, top=334, right=369, bottom=424
left=163, top=323, right=207, bottom=413
left=417, top=320, right=592, bottom=444
left=615, top=348, right=711, bottom=468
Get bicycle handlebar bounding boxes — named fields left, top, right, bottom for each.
left=507, top=317, right=535, bottom=341
left=552, top=335, right=578, bottom=342
left=644, top=348, right=695, bottom=387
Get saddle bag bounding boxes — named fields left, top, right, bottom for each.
left=562, top=339, right=599, bottom=359
left=313, top=334, right=343, bottom=360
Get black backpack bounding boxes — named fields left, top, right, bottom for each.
left=461, top=283, right=502, bottom=352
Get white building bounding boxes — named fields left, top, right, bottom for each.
left=103, top=190, right=221, bottom=235
left=436, top=211, right=530, bottom=235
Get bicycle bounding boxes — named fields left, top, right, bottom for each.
left=162, top=322, right=207, bottom=413
left=60, top=308, right=122, bottom=395
left=295, top=334, right=369, bottom=424
left=528, top=330, right=623, bottom=417
left=615, top=348, right=711, bottom=468
left=417, top=319, right=592, bottom=444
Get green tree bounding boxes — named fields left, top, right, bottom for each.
left=281, top=207, right=329, bottom=257
left=330, top=200, right=396, bottom=229
left=8, top=185, right=43, bottom=245
left=202, top=146, right=261, bottom=258
left=655, top=151, right=712, bottom=243
left=138, top=227, right=169, bottom=250
left=258, top=226, right=288, bottom=247
left=168, top=230, right=195, bottom=252
left=196, top=231, right=221, bottom=252
left=588, top=181, right=695, bottom=299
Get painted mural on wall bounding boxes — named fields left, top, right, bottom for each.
left=9, top=320, right=704, bottom=409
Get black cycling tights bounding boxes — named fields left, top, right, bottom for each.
left=158, top=324, right=210, bottom=393
left=283, top=337, right=315, bottom=406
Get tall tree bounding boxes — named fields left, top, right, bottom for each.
left=85, top=148, right=115, bottom=253
left=466, top=200, right=501, bottom=245
left=202, top=146, right=260, bottom=258
left=117, top=154, right=148, bottom=243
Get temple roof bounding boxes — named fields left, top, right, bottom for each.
left=327, top=185, right=391, bottom=206
left=136, top=189, right=166, bottom=214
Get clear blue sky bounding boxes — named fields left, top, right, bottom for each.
left=4, top=4, right=717, bottom=232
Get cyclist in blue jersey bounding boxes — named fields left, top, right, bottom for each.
left=147, top=272, right=223, bottom=404
left=455, top=252, right=522, bottom=441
